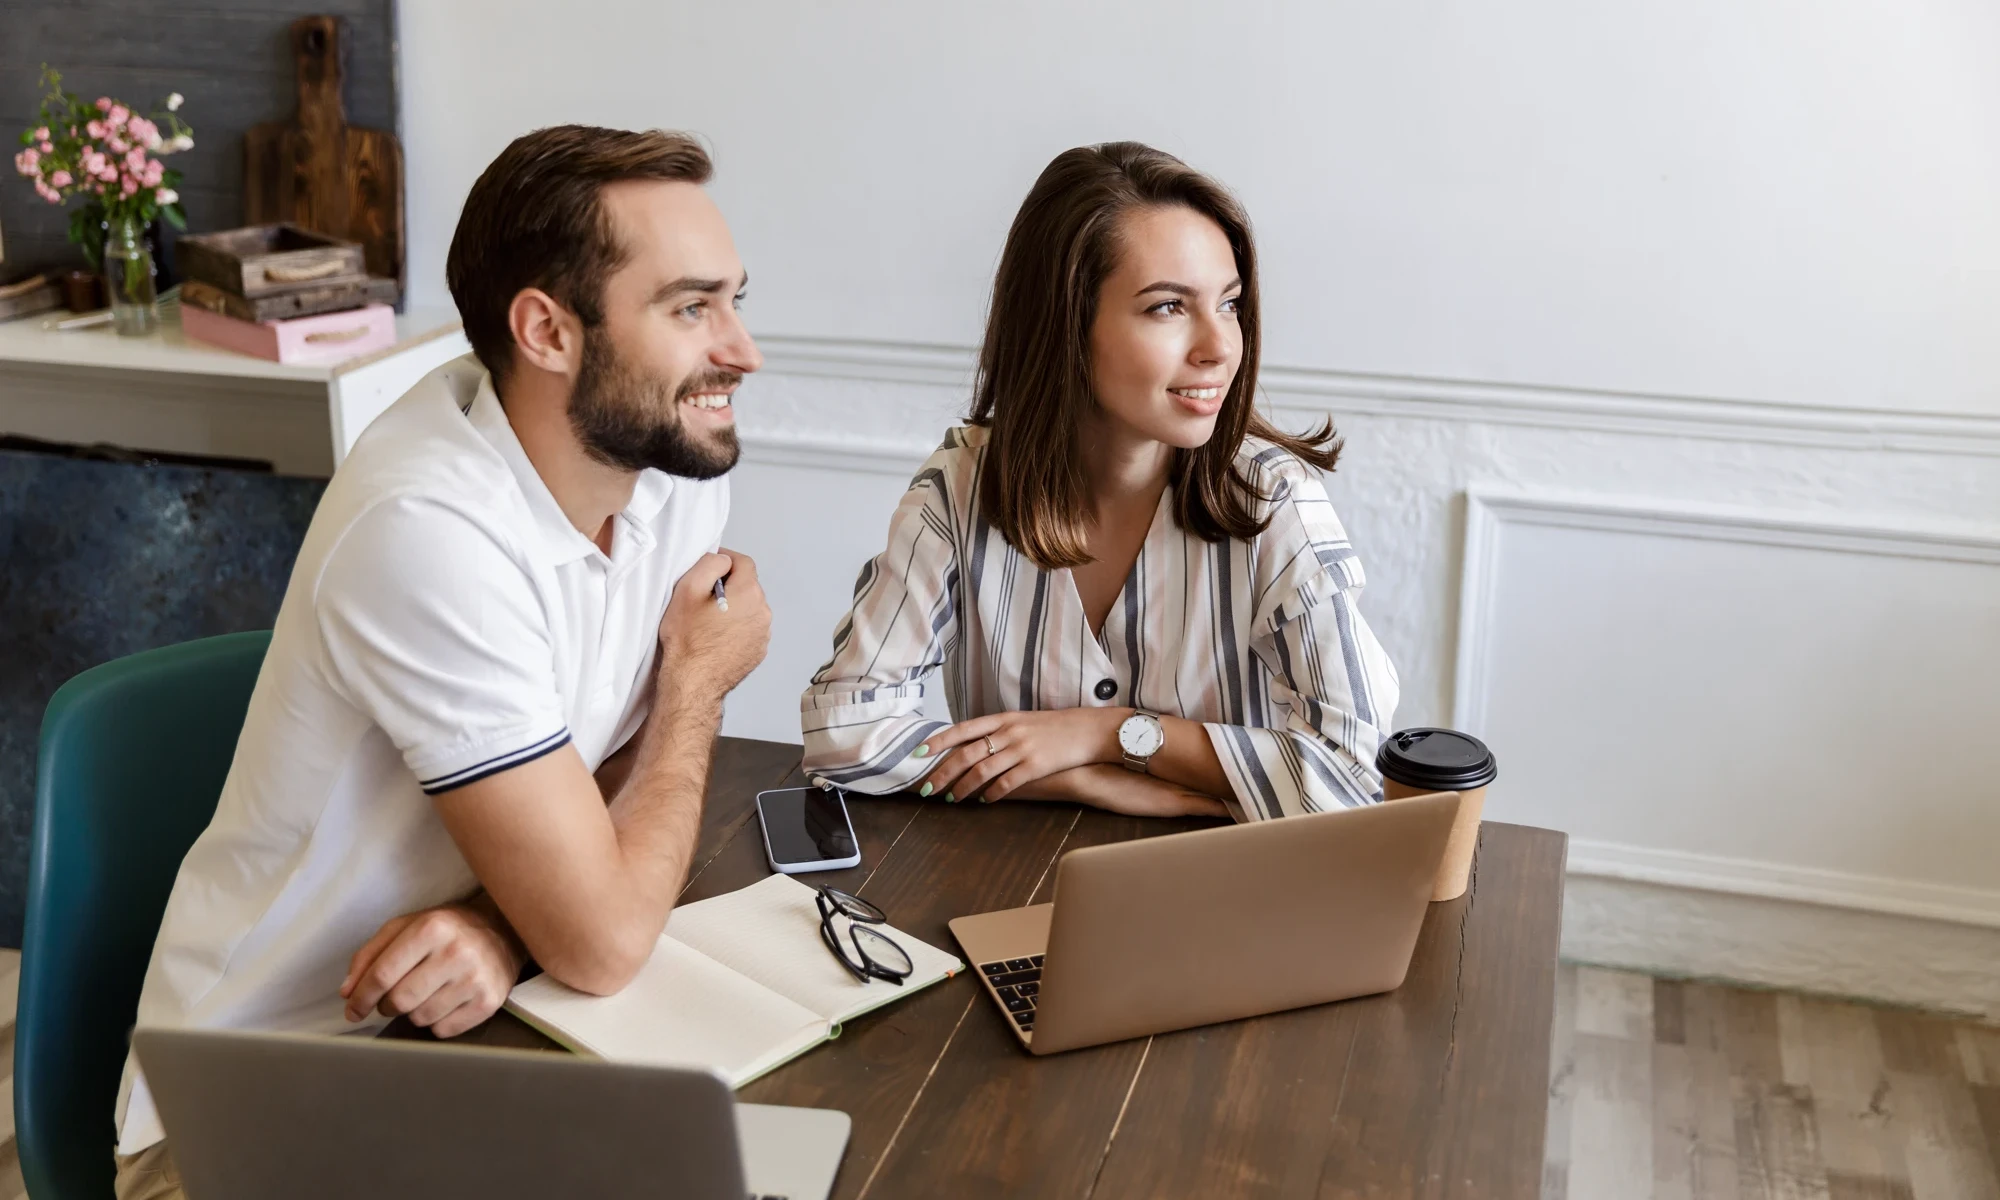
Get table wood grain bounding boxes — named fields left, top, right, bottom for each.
left=388, top=736, right=1567, bottom=1199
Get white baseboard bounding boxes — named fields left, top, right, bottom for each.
left=1562, top=873, right=2000, bottom=1018
left=1567, top=838, right=2000, bottom=930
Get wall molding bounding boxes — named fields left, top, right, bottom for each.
left=1452, top=487, right=2000, bottom=734
left=753, top=334, right=2000, bottom=458
left=738, top=430, right=933, bottom=477
left=1453, top=486, right=2000, bottom=938
left=1568, top=838, right=2000, bottom=930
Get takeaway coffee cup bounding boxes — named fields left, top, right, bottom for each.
left=1376, top=728, right=1498, bottom=902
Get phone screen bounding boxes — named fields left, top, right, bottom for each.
left=758, top=787, right=858, bottom=866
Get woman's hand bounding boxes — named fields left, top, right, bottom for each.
left=1014, top=764, right=1230, bottom=819
left=915, top=709, right=1127, bottom=803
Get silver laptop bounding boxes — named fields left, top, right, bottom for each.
left=133, top=1028, right=849, bottom=1200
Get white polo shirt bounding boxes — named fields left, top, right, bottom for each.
left=115, top=355, right=729, bottom=1154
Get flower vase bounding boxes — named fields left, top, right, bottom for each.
left=103, top=214, right=158, bottom=336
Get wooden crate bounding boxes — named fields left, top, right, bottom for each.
left=176, top=224, right=366, bottom=299
left=181, top=277, right=398, bottom=323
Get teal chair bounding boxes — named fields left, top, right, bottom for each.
left=18, top=631, right=271, bottom=1199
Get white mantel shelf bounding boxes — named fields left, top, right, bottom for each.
left=0, top=299, right=471, bottom=476
left=0, top=299, right=463, bottom=383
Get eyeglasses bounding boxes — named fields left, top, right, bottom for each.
left=816, top=887, right=913, bottom=986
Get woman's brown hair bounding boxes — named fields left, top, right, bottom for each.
left=968, top=141, right=1339, bottom=569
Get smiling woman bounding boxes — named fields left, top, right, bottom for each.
left=801, top=142, right=1399, bottom=825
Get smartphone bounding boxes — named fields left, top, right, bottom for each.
left=755, top=786, right=862, bottom=874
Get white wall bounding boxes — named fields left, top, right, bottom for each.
left=401, top=0, right=2000, bottom=414
left=396, top=1, right=2000, bottom=1011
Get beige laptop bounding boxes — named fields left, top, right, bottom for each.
left=134, top=1028, right=849, bottom=1200
left=949, top=790, right=1462, bottom=1053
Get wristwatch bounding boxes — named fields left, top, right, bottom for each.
left=1117, top=711, right=1166, bottom=773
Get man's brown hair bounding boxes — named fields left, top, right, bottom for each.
left=969, top=141, right=1339, bottom=569
left=446, top=125, right=712, bottom=383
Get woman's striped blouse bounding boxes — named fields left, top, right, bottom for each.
left=799, top=424, right=1400, bottom=819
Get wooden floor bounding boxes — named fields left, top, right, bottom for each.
left=1546, top=963, right=2000, bottom=1200
left=0, top=947, right=24, bottom=1200
left=0, top=950, right=1996, bottom=1199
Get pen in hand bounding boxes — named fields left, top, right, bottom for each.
left=711, top=576, right=729, bottom=613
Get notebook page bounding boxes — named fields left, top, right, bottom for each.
left=665, top=874, right=963, bottom=1025
left=505, top=936, right=826, bottom=1085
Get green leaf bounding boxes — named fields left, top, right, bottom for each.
left=162, top=205, right=187, bottom=230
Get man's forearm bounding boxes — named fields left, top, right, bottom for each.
left=603, top=683, right=724, bottom=928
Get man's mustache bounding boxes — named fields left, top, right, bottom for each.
left=673, top=370, right=745, bottom=405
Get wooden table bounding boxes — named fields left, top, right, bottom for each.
left=406, top=736, right=1567, bottom=1199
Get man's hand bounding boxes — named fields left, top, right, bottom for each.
left=916, top=708, right=1126, bottom=802
left=658, top=549, right=771, bottom=701
left=340, top=899, right=526, bottom=1038
left=1012, top=764, right=1229, bottom=818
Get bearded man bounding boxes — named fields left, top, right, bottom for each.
left=111, top=126, right=772, bottom=1199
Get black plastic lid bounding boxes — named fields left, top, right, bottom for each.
left=1376, top=728, right=1497, bottom=791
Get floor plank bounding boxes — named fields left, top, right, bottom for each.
left=1569, top=1031, right=1654, bottom=1198
left=1893, top=1072, right=2000, bottom=1200
left=1654, top=1042, right=1740, bottom=1200
left=1779, top=995, right=1906, bottom=1182
left=1545, top=963, right=1577, bottom=1200
left=0, top=1138, right=21, bottom=1200
left=1878, top=1010, right=1965, bottom=1080
left=1826, top=1173, right=1917, bottom=1200
left=1732, top=1078, right=1830, bottom=1200
left=1684, top=983, right=1786, bottom=1085
left=1577, top=966, right=1656, bottom=1042
left=1957, top=1027, right=2000, bottom=1088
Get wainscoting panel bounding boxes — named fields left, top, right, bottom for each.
left=1453, top=488, right=2000, bottom=919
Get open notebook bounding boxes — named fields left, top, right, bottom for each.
left=506, top=874, right=962, bottom=1086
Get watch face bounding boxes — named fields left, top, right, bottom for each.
left=1119, top=715, right=1164, bottom=757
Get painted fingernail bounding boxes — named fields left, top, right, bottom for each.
left=919, top=782, right=933, bottom=797
left=945, top=792, right=956, bottom=803
left=980, top=795, right=996, bottom=804
left=914, top=744, right=930, bottom=757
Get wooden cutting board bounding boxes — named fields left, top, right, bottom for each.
left=244, top=15, right=404, bottom=294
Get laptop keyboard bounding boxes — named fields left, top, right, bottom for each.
left=979, top=955, right=1045, bottom=1032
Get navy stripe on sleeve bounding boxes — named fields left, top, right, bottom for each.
left=419, top=728, right=572, bottom=795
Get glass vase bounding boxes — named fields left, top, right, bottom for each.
left=103, top=214, right=158, bottom=337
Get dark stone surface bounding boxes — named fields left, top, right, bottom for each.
left=0, top=448, right=324, bottom=946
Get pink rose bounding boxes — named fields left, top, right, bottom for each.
left=99, top=164, right=119, bottom=182
left=86, top=119, right=106, bottom=140
left=39, top=140, right=53, bottom=153
left=129, top=118, right=160, bottom=149
left=107, top=134, right=128, bottom=154
left=32, top=126, right=49, bottom=141
left=107, top=104, right=129, bottom=126
left=142, top=159, right=164, bottom=186
left=96, top=97, right=112, bottom=112
left=37, top=181, right=61, bottom=203
left=125, top=148, right=147, bottom=173
left=121, top=175, right=139, bottom=197
left=49, top=169, right=72, bottom=187
left=15, top=147, right=38, bottom=173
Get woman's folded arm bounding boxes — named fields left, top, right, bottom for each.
left=1204, top=459, right=1400, bottom=819
left=800, top=465, right=960, bottom=794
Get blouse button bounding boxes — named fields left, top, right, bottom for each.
left=1093, top=678, right=1118, bottom=701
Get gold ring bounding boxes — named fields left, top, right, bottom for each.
left=983, top=735, right=997, bottom=758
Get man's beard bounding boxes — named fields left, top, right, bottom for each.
left=568, top=330, right=742, bottom=480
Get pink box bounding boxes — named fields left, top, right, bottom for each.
left=181, top=301, right=397, bottom=365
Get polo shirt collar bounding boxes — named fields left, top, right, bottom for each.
left=465, top=376, right=675, bottom=568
